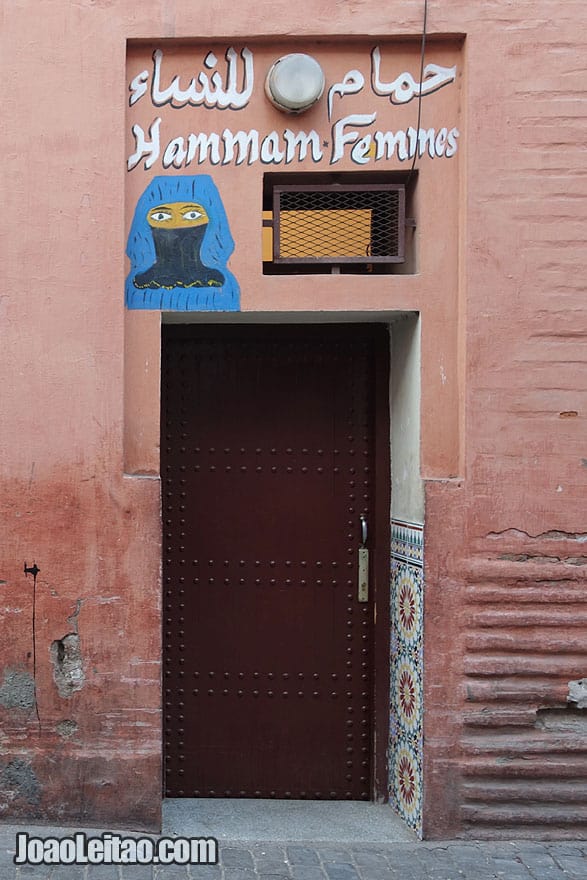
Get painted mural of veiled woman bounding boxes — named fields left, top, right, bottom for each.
left=126, top=175, right=240, bottom=311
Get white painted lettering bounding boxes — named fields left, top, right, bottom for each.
left=407, top=127, right=418, bottom=160
left=162, top=136, right=188, bottom=169
left=445, top=127, right=460, bottom=158
left=186, top=132, right=222, bottom=165
left=127, top=118, right=161, bottom=171
left=283, top=129, right=323, bottom=164
left=374, top=129, right=408, bottom=161
left=129, top=69, right=149, bottom=106
left=371, top=46, right=456, bottom=104
left=350, top=135, right=372, bottom=165
left=331, top=113, right=377, bottom=164
left=417, top=128, right=436, bottom=159
left=222, top=129, right=259, bottom=165
left=151, top=47, right=254, bottom=110
left=126, top=45, right=462, bottom=172
left=327, top=69, right=365, bottom=120
left=260, top=131, right=285, bottom=164
left=434, top=127, right=448, bottom=157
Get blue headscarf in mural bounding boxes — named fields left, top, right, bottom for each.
left=126, top=175, right=239, bottom=311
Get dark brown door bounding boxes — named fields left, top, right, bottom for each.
left=162, top=324, right=388, bottom=800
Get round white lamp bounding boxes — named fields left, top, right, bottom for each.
left=265, top=53, right=325, bottom=113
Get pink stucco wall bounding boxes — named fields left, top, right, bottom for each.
left=0, top=0, right=585, bottom=836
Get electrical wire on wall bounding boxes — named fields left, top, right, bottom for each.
left=406, top=0, right=429, bottom=186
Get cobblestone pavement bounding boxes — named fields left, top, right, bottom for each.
left=0, top=832, right=585, bottom=880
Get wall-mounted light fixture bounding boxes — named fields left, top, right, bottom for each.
left=265, top=53, right=325, bottom=114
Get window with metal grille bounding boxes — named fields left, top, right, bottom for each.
left=274, top=184, right=404, bottom=264
left=262, top=174, right=415, bottom=275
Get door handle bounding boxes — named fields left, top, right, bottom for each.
left=358, top=514, right=369, bottom=603
left=360, top=513, right=368, bottom=547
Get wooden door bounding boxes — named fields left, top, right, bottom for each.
left=162, top=324, right=388, bottom=799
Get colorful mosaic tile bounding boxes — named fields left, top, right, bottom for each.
left=389, top=519, right=424, bottom=837
left=391, top=519, right=424, bottom=566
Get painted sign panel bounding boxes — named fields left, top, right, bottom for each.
left=126, top=42, right=461, bottom=311
left=127, top=46, right=459, bottom=173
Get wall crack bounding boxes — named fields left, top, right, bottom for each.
left=487, top=528, right=587, bottom=541
left=497, top=553, right=587, bottom=565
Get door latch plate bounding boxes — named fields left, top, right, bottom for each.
left=358, top=547, right=369, bottom=602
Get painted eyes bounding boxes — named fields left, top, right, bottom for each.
left=147, top=203, right=208, bottom=227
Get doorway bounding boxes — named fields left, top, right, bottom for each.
left=161, top=324, right=390, bottom=800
